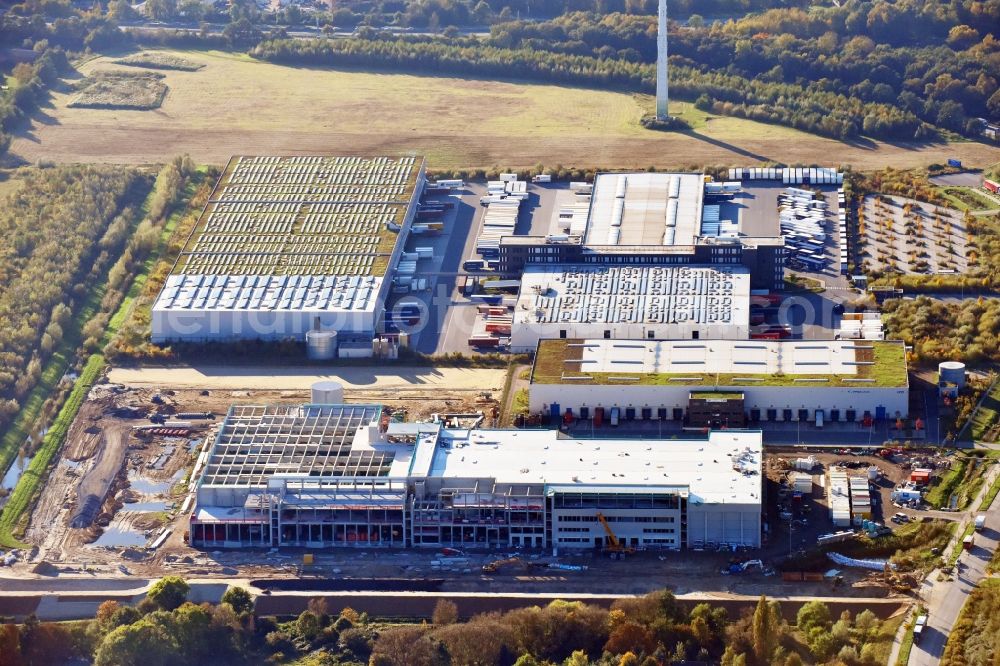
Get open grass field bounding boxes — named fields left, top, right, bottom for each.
left=12, top=49, right=1000, bottom=170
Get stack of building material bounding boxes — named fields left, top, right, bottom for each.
left=794, top=455, right=818, bottom=471
left=849, top=476, right=872, bottom=524
left=828, top=469, right=851, bottom=527
left=839, top=313, right=884, bottom=340
left=792, top=473, right=813, bottom=494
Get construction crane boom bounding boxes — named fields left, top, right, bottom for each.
left=596, top=513, right=621, bottom=549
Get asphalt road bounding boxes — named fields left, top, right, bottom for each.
left=909, top=468, right=1000, bottom=665
left=929, top=171, right=984, bottom=188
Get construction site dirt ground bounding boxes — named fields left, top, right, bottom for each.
left=18, top=376, right=505, bottom=575
left=106, top=364, right=506, bottom=392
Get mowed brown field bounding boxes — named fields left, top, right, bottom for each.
left=13, top=49, right=1000, bottom=170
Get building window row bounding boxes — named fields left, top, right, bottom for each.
left=556, top=515, right=676, bottom=523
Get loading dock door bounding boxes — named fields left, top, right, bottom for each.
left=550, top=403, right=561, bottom=418
left=875, top=406, right=886, bottom=421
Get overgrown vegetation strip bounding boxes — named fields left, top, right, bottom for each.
left=0, top=159, right=198, bottom=547
left=0, top=354, right=103, bottom=547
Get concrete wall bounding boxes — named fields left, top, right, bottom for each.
left=529, top=383, right=909, bottom=421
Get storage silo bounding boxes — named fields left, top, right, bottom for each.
left=306, top=329, right=337, bottom=360
left=311, top=380, right=344, bottom=404
left=938, top=361, right=966, bottom=390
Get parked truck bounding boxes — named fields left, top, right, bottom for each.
left=975, top=514, right=986, bottom=531
left=963, top=534, right=975, bottom=551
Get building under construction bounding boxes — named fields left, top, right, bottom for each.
left=189, top=403, right=763, bottom=550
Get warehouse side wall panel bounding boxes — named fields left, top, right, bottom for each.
left=152, top=309, right=377, bottom=342
left=687, top=503, right=761, bottom=547
left=529, top=384, right=909, bottom=420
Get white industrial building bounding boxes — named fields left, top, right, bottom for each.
left=152, top=155, right=424, bottom=343
left=510, top=264, right=750, bottom=352
left=528, top=338, right=909, bottom=423
left=189, top=403, right=763, bottom=550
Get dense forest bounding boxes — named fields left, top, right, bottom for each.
left=0, top=578, right=898, bottom=665
left=882, top=296, right=1000, bottom=364
left=0, top=167, right=150, bottom=429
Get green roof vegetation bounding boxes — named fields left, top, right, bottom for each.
left=530, top=339, right=908, bottom=388
left=690, top=391, right=744, bottom=400
left=173, top=156, right=419, bottom=278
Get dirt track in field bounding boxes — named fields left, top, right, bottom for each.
left=15, top=124, right=1000, bottom=172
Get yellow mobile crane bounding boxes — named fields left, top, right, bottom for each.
left=597, top=513, right=635, bottom=560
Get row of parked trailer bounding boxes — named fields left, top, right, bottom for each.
left=476, top=175, right=528, bottom=258
left=779, top=188, right=830, bottom=271
left=727, top=167, right=843, bottom=185
left=836, top=188, right=848, bottom=275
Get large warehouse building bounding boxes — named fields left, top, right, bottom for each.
left=528, top=338, right=909, bottom=424
left=152, top=155, right=424, bottom=343
left=510, top=264, right=750, bottom=352
left=189, top=403, right=762, bottom=550
left=498, top=172, right=786, bottom=291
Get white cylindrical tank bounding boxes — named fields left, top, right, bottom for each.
left=306, top=330, right=337, bottom=360
left=938, top=361, right=966, bottom=390
left=311, top=380, right=344, bottom=404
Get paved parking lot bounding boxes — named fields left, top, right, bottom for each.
left=394, top=181, right=567, bottom=355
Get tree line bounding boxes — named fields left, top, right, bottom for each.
left=0, top=577, right=894, bottom=665
left=249, top=34, right=921, bottom=140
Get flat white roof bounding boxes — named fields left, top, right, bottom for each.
left=568, top=339, right=871, bottom=376
left=425, top=429, right=762, bottom=505
left=515, top=264, right=750, bottom=327
left=153, top=274, right=383, bottom=314
left=585, top=173, right=704, bottom=246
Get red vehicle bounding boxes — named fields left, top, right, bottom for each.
left=751, top=332, right=782, bottom=340
left=984, top=179, right=1000, bottom=195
